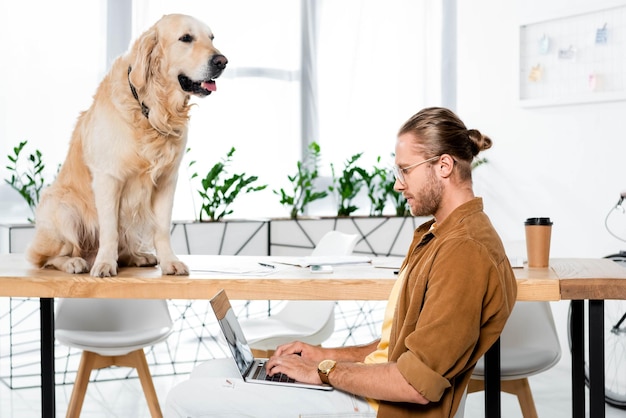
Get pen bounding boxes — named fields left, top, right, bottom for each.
left=258, top=262, right=275, bottom=269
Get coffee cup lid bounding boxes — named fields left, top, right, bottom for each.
left=525, top=217, right=553, bottom=226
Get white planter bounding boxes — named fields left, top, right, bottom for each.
left=170, top=219, right=270, bottom=255
left=0, top=223, right=35, bottom=254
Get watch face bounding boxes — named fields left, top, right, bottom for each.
left=319, top=359, right=336, bottom=372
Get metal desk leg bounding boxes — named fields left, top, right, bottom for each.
left=484, top=337, right=501, bottom=418
left=40, top=298, right=55, bottom=418
left=570, top=300, right=585, bottom=418
left=589, top=300, right=605, bottom=418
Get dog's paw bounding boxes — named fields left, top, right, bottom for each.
left=61, top=258, right=90, bottom=274
left=90, top=262, right=118, bottom=277
left=161, top=260, right=189, bottom=276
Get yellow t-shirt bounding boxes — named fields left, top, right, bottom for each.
left=362, top=267, right=407, bottom=410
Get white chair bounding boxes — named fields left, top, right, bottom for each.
left=239, top=230, right=360, bottom=356
left=468, top=301, right=562, bottom=418
left=55, top=298, right=173, bottom=418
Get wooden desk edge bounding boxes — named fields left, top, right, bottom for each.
left=0, top=254, right=561, bottom=302
left=0, top=276, right=561, bottom=302
left=516, top=279, right=560, bottom=301
left=560, top=278, right=626, bottom=300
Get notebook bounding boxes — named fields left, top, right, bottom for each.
left=210, top=289, right=333, bottom=390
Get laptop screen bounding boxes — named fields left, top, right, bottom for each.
left=211, top=290, right=255, bottom=375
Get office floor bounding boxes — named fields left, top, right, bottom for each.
left=1, top=300, right=625, bottom=417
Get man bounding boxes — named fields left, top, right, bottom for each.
left=165, top=107, right=517, bottom=418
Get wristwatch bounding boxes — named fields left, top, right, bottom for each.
left=317, top=359, right=337, bottom=385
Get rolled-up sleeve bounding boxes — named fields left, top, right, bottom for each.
left=397, top=349, right=451, bottom=400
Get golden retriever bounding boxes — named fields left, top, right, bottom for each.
left=27, top=14, right=227, bottom=277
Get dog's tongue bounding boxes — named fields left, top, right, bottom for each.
left=202, top=80, right=217, bottom=92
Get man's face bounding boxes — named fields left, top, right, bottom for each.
left=394, top=133, right=443, bottom=217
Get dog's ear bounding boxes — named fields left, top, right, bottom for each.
left=128, top=25, right=159, bottom=90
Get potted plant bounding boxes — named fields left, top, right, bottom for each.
left=2, top=139, right=59, bottom=253
left=4, top=140, right=49, bottom=223
left=192, top=147, right=267, bottom=222
left=274, top=141, right=328, bottom=219
left=328, top=152, right=367, bottom=217
left=362, top=155, right=409, bottom=217
left=171, top=147, right=269, bottom=256
left=270, top=150, right=420, bottom=256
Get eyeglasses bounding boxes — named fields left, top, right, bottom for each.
left=392, top=155, right=440, bottom=185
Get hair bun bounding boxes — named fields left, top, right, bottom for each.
left=467, top=129, right=492, bottom=155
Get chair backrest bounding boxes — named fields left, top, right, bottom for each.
left=473, top=301, right=562, bottom=379
left=311, top=230, right=360, bottom=256
left=271, top=300, right=336, bottom=326
left=55, top=298, right=172, bottom=332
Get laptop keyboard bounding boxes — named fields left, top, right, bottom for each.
left=266, top=372, right=295, bottom=383
left=253, top=363, right=296, bottom=383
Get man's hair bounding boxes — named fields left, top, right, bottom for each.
left=398, top=107, right=492, bottom=180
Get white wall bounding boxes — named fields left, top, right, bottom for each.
left=457, top=0, right=626, bottom=259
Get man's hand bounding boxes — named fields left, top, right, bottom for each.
left=272, top=341, right=328, bottom=361
left=267, top=340, right=429, bottom=405
left=265, top=352, right=322, bottom=384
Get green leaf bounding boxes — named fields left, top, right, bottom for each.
left=4, top=140, right=53, bottom=221
left=193, top=147, right=267, bottom=221
left=274, top=141, right=327, bottom=219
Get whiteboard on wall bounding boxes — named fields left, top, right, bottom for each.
left=519, top=5, right=626, bottom=107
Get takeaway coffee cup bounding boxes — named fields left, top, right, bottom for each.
left=524, top=217, right=553, bottom=267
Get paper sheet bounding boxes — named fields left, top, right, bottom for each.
left=271, top=255, right=371, bottom=268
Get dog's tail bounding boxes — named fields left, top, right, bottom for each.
left=25, top=229, right=68, bottom=268
left=26, top=222, right=98, bottom=271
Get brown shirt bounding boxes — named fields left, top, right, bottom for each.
left=377, top=198, right=517, bottom=418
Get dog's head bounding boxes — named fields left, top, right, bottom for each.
left=125, top=14, right=228, bottom=135
left=129, top=14, right=227, bottom=98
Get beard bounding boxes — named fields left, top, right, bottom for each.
left=408, top=169, right=443, bottom=217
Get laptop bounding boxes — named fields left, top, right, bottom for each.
left=210, top=289, right=333, bottom=390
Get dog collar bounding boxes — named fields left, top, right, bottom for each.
left=127, top=66, right=150, bottom=118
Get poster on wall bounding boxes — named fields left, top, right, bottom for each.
left=519, top=5, right=626, bottom=107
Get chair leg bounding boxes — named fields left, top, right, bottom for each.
left=66, top=351, right=98, bottom=418
left=468, top=378, right=538, bottom=418
left=65, top=350, right=162, bottom=418
left=128, top=349, right=163, bottom=418
left=501, top=379, right=538, bottom=418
